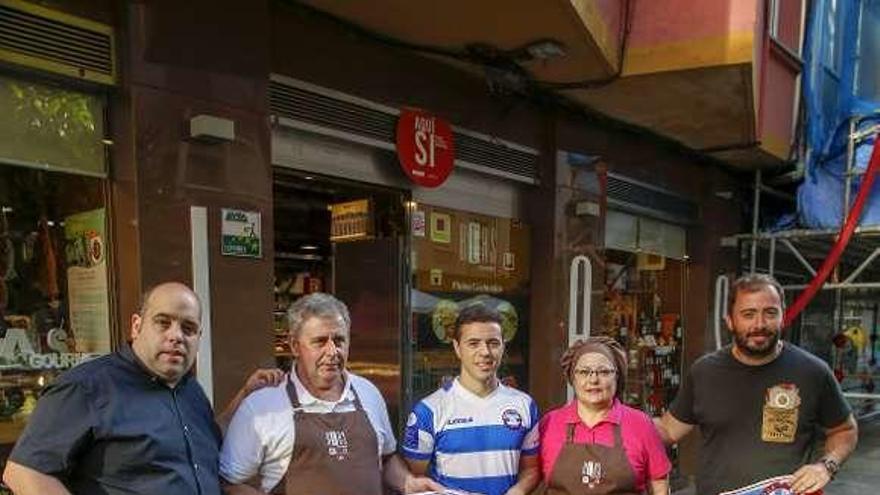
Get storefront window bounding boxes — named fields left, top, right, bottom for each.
left=0, top=164, right=110, bottom=473
left=410, top=204, right=531, bottom=400
left=0, top=74, right=109, bottom=488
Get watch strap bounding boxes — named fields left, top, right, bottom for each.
left=820, top=456, right=840, bottom=479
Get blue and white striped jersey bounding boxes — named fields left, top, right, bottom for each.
left=402, top=378, right=540, bottom=495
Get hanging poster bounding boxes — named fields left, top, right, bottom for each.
left=221, top=209, right=262, bottom=257
left=412, top=210, right=426, bottom=237
left=64, top=208, right=111, bottom=354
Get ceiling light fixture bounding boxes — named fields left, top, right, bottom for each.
left=300, top=244, right=319, bottom=250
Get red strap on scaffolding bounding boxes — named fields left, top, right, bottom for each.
left=783, top=135, right=880, bottom=327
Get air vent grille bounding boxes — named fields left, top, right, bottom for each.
left=0, top=1, right=115, bottom=85
left=269, top=80, right=395, bottom=143
left=269, top=79, right=539, bottom=183
left=453, top=131, right=540, bottom=180
left=607, top=174, right=699, bottom=224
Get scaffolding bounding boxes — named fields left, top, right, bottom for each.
left=723, top=114, right=880, bottom=419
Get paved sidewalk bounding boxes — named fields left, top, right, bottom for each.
left=824, top=417, right=880, bottom=495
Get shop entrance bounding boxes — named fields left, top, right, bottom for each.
left=272, top=168, right=409, bottom=427
left=601, top=209, right=689, bottom=481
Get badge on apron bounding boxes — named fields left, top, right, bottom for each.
left=581, top=460, right=605, bottom=488
left=761, top=384, right=800, bottom=443
left=325, top=430, right=350, bottom=460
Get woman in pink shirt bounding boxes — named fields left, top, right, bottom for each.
left=539, top=337, right=670, bottom=495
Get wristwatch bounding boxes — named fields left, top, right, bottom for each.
left=820, top=457, right=840, bottom=479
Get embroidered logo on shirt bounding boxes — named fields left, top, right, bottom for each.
left=581, top=460, right=605, bottom=488
left=761, top=383, right=801, bottom=444
left=501, top=408, right=523, bottom=430
left=325, top=430, right=350, bottom=460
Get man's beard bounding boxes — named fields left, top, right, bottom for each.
left=734, top=328, right=780, bottom=357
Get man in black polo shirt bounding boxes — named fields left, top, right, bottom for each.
left=655, top=274, right=858, bottom=495
left=3, top=282, right=233, bottom=494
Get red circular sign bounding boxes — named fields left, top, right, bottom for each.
left=396, top=109, right=455, bottom=188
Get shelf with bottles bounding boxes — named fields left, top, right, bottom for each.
left=273, top=265, right=328, bottom=359
left=620, top=314, right=683, bottom=416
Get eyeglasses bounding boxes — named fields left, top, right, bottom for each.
left=573, top=367, right=617, bottom=379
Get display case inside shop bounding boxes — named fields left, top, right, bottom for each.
left=273, top=259, right=327, bottom=370
left=0, top=166, right=110, bottom=484
left=272, top=171, right=409, bottom=429
left=602, top=250, right=686, bottom=478
left=410, top=205, right=531, bottom=401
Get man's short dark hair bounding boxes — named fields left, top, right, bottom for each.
left=728, top=274, right=785, bottom=316
left=452, top=303, right=502, bottom=341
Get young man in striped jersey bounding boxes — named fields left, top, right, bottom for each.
left=402, top=304, right=540, bottom=495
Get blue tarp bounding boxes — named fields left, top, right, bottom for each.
left=795, top=0, right=880, bottom=228
left=798, top=110, right=880, bottom=228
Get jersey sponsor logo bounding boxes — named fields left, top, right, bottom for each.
left=325, top=430, right=350, bottom=460
left=446, top=416, right=474, bottom=425
left=501, top=408, right=523, bottom=430
left=581, top=460, right=605, bottom=488
left=761, top=383, right=800, bottom=444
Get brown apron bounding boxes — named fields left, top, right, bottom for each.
left=544, top=422, right=640, bottom=495
left=274, top=379, right=384, bottom=495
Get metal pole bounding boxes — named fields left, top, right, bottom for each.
left=780, top=239, right=817, bottom=276
left=843, top=392, right=880, bottom=400
left=783, top=282, right=880, bottom=290
left=836, top=116, right=860, bottom=339
left=844, top=118, right=856, bottom=222
left=769, top=237, right=777, bottom=277
left=871, top=303, right=878, bottom=366
left=842, top=247, right=880, bottom=284
left=750, top=169, right=762, bottom=274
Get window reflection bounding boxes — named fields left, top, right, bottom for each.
left=0, top=75, right=105, bottom=176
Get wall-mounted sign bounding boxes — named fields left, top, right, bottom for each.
left=412, top=210, right=426, bottom=237
left=221, top=209, right=262, bottom=258
left=396, top=109, right=455, bottom=188
left=330, top=199, right=372, bottom=242
left=430, top=212, right=452, bottom=244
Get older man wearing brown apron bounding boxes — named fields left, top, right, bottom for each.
left=220, top=293, right=442, bottom=495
